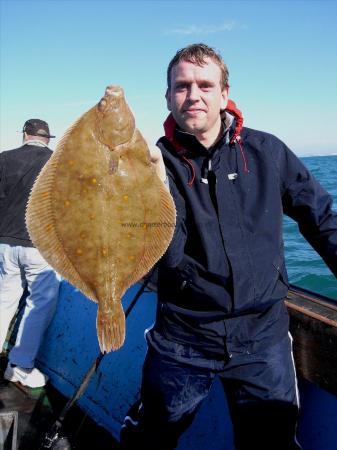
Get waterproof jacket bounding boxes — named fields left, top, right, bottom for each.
left=150, top=106, right=337, bottom=355
left=0, top=144, right=52, bottom=247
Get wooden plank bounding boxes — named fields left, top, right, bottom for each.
left=286, top=286, right=337, bottom=396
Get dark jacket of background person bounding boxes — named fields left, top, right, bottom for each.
left=0, top=144, right=52, bottom=247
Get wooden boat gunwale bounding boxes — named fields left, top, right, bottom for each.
left=286, top=284, right=337, bottom=396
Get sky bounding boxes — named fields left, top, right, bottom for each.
left=1, top=0, right=337, bottom=156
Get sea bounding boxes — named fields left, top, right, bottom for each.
left=284, top=155, right=337, bottom=300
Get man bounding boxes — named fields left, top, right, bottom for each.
left=121, top=44, right=337, bottom=449
left=0, top=119, right=60, bottom=388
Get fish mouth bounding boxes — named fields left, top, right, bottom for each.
left=105, top=85, right=124, bottom=97
left=98, top=86, right=124, bottom=112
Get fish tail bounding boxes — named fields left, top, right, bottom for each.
left=96, top=302, right=125, bottom=352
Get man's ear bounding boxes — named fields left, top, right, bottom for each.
left=165, top=89, right=172, bottom=111
left=220, top=87, right=229, bottom=111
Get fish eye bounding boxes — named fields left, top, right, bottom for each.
left=98, top=99, right=107, bottom=111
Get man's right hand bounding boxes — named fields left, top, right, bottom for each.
left=149, top=146, right=167, bottom=183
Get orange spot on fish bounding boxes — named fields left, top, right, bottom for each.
left=123, top=195, right=129, bottom=201
left=45, top=224, right=53, bottom=231
left=76, top=248, right=83, bottom=255
left=64, top=200, right=71, bottom=207
left=80, top=232, right=86, bottom=239
left=128, top=255, right=135, bottom=261
left=91, top=178, right=97, bottom=184
left=41, top=192, right=49, bottom=198
left=90, top=213, right=96, bottom=220
left=68, top=160, right=75, bottom=166
left=102, top=248, right=108, bottom=256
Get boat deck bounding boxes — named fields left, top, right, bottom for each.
left=0, top=353, right=120, bottom=450
left=1, top=282, right=337, bottom=449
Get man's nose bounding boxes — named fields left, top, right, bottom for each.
left=187, top=84, right=200, bottom=101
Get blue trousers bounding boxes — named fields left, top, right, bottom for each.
left=121, top=332, right=301, bottom=450
left=0, top=244, right=60, bottom=367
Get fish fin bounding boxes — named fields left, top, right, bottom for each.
left=26, top=147, right=96, bottom=301
left=124, top=181, right=176, bottom=287
left=96, top=301, right=125, bottom=352
left=55, top=113, right=89, bottom=149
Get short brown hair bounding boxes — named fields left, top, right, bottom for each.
left=167, top=43, right=229, bottom=90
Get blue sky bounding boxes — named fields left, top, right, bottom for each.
left=1, top=0, right=337, bottom=155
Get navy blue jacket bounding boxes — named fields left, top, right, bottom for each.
left=149, top=116, right=337, bottom=355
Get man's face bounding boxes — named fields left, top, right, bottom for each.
left=166, top=58, right=228, bottom=143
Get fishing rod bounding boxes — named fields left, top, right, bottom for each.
left=39, top=272, right=154, bottom=450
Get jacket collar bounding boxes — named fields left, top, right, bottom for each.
left=23, top=140, right=49, bottom=148
left=163, top=99, right=244, bottom=153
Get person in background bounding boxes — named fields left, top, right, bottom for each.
left=0, top=119, right=60, bottom=388
left=120, top=44, right=337, bottom=449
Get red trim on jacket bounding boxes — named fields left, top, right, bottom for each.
left=162, top=99, right=248, bottom=184
left=163, top=99, right=244, bottom=150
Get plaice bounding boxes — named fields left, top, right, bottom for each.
left=26, top=85, right=176, bottom=352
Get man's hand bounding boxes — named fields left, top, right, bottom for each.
left=149, top=146, right=167, bottom=183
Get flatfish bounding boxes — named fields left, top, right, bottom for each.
left=26, top=85, right=176, bottom=352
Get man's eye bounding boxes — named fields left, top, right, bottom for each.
left=200, top=83, right=213, bottom=91
left=175, top=84, right=187, bottom=91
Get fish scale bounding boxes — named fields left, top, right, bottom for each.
left=26, top=85, right=176, bottom=352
